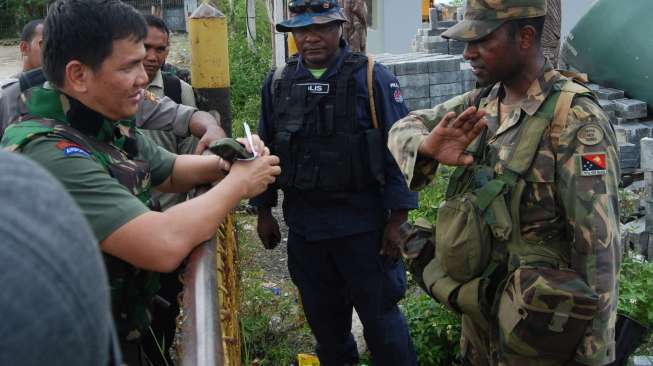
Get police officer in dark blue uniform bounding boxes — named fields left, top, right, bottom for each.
left=252, top=1, right=418, bottom=365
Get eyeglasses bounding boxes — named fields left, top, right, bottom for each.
left=288, top=0, right=338, bottom=14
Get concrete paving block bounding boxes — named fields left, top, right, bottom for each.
left=614, top=98, right=648, bottom=119
left=427, top=57, right=461, bottom=73
left=641, top=138, right=653, bottom=171
left=614, top=123, right=653, bottom=146
left=586, top=83, right=601, bottom=92
left=448, top=40, right=466, bottom=54
left=598, top=99, right=617, bottom=112
left=461, top=68, right=476, bottom=81
left=624, top=218, right=649, bottom=255
left=429, top=8, right=439, bottom=29
left=397, top=74, right=430, bottom=88
left=596, top=87, right=625, bottom=100
left=402, top=85, right=430, bottom=99
left=430, top=83, right=463, bottom=97
left=429, top=71, right=461, bottom=85
left=394, top=60, right=430, bottom=76
left=422, top=42, right=449, bottom=54
left=438, top=20, right=457, bottom=28
left=621, top=159, right=639, bottom=169
left=404, top=97, right=432, bottom=111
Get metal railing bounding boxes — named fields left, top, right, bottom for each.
left=176, top=186, right=241, bottom=366
left=178, top=234, right=225, bottom=365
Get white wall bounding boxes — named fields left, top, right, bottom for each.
left=367, top=0, right=422, bottom=54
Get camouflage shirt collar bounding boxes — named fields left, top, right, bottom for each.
left=25, top=86, right=135, bottom=143
left=489, top=62, right=562, bottom=117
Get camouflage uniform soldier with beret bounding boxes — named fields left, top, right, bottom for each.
left=389, top=1, right=620, bottom=365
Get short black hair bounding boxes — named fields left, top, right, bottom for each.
left=42, top=0, right=148, bottom=87
left=506, top=16, right=546, bottom=45
left=144, top=14, right=170, bottom=37
left=20, top=19, right=44, bottom=43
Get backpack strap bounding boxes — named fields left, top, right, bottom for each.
left=270, top=56, right=298, bottom=98
left=367, top=55, right=378, bottom=129
left=550, top=80, right=595, bottom=149
left=161, top=72, right=182, bottom=104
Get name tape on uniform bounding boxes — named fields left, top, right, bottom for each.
left=297, top=83, right=330, bottom=94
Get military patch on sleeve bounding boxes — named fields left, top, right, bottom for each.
left=56, top=140, right=91, bottom=158
left=390, top=82, right=404, bottom=103
left=580, top=153, right=607, bottom=176
left=143, top=90, right=159, bottom=103
left=576, top=124, right=604, bottom=146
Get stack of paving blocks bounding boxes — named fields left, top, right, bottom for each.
left=375, top=53, right=477, bottom=112
left=641, top=138, right=653, bottom=259
left=413, top=8, right=465, bottom=55
left=587, top=82, right=652, bottom=171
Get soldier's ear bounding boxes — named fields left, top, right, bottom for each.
left=517, top=25, right=537, bottom=50
left=64, top=60, right=89, bottom=93
left=19, top=41, right=29, bottom=57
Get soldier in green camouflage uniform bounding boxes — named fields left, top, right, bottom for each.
left=1, top=1, right=281, bottom=364
left=388, top=1, right=620, bottom=365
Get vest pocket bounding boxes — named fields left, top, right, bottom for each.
left=435, top=192, right=492, bottom=283
left=497, top=266, right=598, bottom=360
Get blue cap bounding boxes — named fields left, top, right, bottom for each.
left=276, top=6, right=348, bottom=32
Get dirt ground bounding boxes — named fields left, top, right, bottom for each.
left=0, top=44, right=21, bottom=79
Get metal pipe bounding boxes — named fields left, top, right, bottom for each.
left=179, top=223, right=225, bottom=366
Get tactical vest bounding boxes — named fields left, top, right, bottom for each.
left=162, top=71, right=182, bottom=105
left=3, top=89, right=161, bottom=338
left=270, top=52, right=385, bottom=196
left=422, top=78, right=602, bottom=360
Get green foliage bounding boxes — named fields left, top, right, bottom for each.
left=619, top=188, right=642, bottom=223
left=408, top=166, right=452, bottom=223
left=236, top=214, right=313, bottom=365
left=618, top=253, right=653, bottom=326
left=225, top=0, right=273, bottom=138
left=239, top=271, right=313, bottom=365
left=403, top=166, right=462, bottom=365
left=449, top=0, right=464, bottom=7
left=0, top=0, right=48, bottom=38
left=400, top=293, right=461, bottom=366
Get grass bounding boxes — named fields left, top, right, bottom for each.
left=236, top=212, right=315, bottom=365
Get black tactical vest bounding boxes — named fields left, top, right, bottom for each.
left=271, top=52, right=385, bottom=196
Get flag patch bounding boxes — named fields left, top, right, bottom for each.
left=56, top=140, right=91, bottom=158
left=580, top=153, right=606, bottom=176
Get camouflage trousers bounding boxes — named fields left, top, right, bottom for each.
left=459, top=315, right=585, bottom=366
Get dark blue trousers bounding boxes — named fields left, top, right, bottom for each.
left=287, top=230, right=417, bottom=366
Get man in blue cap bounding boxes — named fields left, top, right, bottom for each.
left=253, top=1, right=419, bottom=365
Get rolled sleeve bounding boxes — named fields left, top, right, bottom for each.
left=135, top=131, right=176, bottom=186
left=21, top=137, right=150, bottom=242
left=135, top=95, right=197, bottom=138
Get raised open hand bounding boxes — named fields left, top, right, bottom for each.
left=418, top=106, right=487, bottom=166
